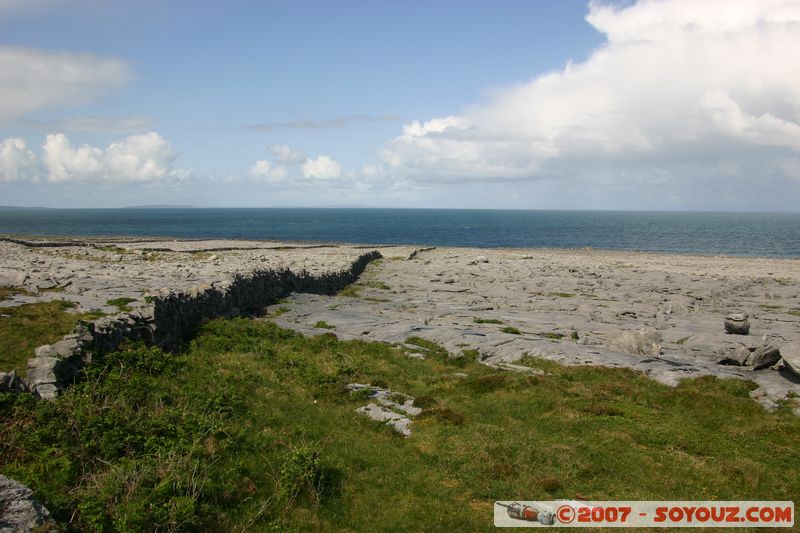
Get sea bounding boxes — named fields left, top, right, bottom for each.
left=1, top=208, right=799, bottom=258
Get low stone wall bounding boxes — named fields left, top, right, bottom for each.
left=1, top=251, right=381, bottom=399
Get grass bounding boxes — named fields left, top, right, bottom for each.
left=473, top=317, right=503, bottom=325
left=269, top=306, right=291, bottom=318
left=759, top=304, right=784, bottom=310
left=501, top=326, right=521, bottom=335
left=313, top=321, right=335, bottom=329
left=96, top=245, right=132, bottom=255
left=0, top=286, right=28, bottom=301
left=337, top=285, right=362, bottom=298
left=106, top=297, right=137, bottom=312
left=338, top=280, right=390, bottom=298
left=549, top=292, right=576, bottom=298
left=1, top=318, right=799, bottom=531
left=0, top=300, right=100, bottom=374
left=540, top=332, right=564, bottom=340
left=189, top=251, right=214, bottom=260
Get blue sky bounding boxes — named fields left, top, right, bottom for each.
left=1, top=0, right=799, bottom=210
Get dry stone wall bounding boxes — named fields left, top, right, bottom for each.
left=2, top=251, right=381, bottom=399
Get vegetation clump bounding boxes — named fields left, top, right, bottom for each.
left=0, top=318, right=798, bottom=530
left=106, top=297, right=137, bottom=312
left=0, top=299, right=100, bottom=373
left=473, top=317, right=503, bottom=324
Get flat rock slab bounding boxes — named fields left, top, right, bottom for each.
left=273, top=247, right=800, bottom=409
left=348, top=383, right=421, bottom=436
left=0, top=238, right=416, bottom=315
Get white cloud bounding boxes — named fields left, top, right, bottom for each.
left=301, top=155, right=342, bottom=180
left=42, top=132, right=176, bottom=183
left=270, top=144, right=306, bottom=164
left=381, top=0, right=800, bottom=188
left=0, top=138, right=38, bottom=182
left=22, top=116, right=154, bottom=134
left=250, top=159, right=288, bottom=184
left=0, top=46, right=133, bottom=125
left=247, top=147, right=345, bottom=187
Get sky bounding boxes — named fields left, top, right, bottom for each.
left=1, top=0, right=799, bottom=211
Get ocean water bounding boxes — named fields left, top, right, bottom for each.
left=1, top=208, right=799, bottom=258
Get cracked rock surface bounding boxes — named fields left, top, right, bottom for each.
left=0, top=237, right=408, bottom=316
left=271, top=247, right=800, bottom=410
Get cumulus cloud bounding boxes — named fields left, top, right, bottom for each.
left=0, top=138, right=38, bottom=182
left=250, top=159, right=288, bottom=184
left=381, top=0, right=800, bottom=188
left=42, top=132, right=176, bottom=183
left=270, top=144, right=306, bottom=164
left=0, top=46, right=133, bottom=125
left=247, top=146, right=344, bottom=186
left=302, top=155, right=342, bottom=180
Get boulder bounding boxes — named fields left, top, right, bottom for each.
left=724, top=313, right=750, bottom=335
left=0, top=371, right=29, bottom=394
left=780, top=342, right=800, bottom=379
left=748, top=344, right=781, bottom=370
left=607, top=326, right=662, bottom=356
left=0, top=474, right=50, bottom=532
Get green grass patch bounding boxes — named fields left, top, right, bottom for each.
left=461, top=348, right=480, bottom=360
left=106, top=297, right=137, bottom=312
left=269, top=306, right=291, bottom=318
left=0, top=300, right=97, bottom=373
left=759, top=304, right=784, bottom=310
left=473, top=317, right=503, bottom=324
left=313, top=321, right=336, bottom=329
left=0, top=286, right=28, bottom=301
left=1, top=319, right=799, bottom=531
left=540, top=332, right=564, bottom=340
left=96, top=245, right=132, bottom=255
left=337, top=285, right=362, bottom=298
left=501, top=326, right=521, bottom=335
left=549, top=292, right=576, bottom=298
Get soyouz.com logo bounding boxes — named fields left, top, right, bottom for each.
left=493, top=501, right=794, bottom=528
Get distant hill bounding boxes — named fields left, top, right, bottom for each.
left=122, top=205, right=195, bottom=209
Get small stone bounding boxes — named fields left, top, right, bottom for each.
left=724, top=313, right=750, bottom=335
